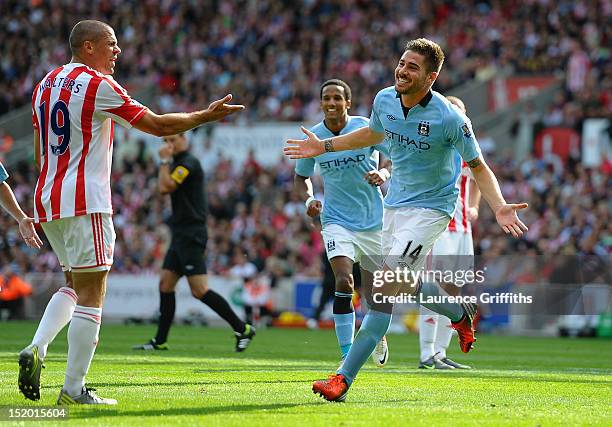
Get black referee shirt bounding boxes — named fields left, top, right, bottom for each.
left=167, top=150, right=207, bottom=230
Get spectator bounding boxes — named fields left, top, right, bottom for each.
left=0, top=128, right=14, bottom=161
left=0, top=265, right=32, bottom=320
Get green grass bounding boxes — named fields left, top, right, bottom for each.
left=1, top=322, right=611, bottom=426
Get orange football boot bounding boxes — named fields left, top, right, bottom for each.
left=312, top=374, right=349, bottom=402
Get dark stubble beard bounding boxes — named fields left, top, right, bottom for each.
left=395, top=75, right=426, bottom=95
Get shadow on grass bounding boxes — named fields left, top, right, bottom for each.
left=193, top=367, right=325, bottom=373
left=379, top=369, right=612, bottom=385
left=68, top=402, right=324, bottom=419
left=64, top=379, right=316, bottom=389
left=67, top=399, right=419, bottom=419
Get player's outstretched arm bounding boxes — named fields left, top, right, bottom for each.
left=284, top=126, right=384, bottom=159
left=467, top=156, right=528, bottom=238
left=134, top=94, right=245, bottom=137
left=0, top=182, right=43, bottom=249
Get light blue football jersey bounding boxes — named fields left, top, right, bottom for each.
left=295, top=116, right=390, bottom=231
left=0, top=162, right=8, bottom=184
left=369, top=87, right=481, bottom=217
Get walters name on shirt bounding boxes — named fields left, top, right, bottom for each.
left=32, top=63, right=148, bottom=222
left=37, top=76, right=83, bottom=95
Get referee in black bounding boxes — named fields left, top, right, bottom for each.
left=134, top=133, right=255, bottom=352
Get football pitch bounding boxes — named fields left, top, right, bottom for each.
left=1, top=322, right=610, bottom=426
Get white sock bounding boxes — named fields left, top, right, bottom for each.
left=31, top=287, right=77, bottom=359
left=419, top=305, right=438, bottom=362
left=64, top=305, right=101, bottom=396
left=434, top=315, right=453, bottom=360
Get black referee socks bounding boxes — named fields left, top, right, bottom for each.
left=155, top=291, right=176, bottom=344
left=200, top=290, right=246, bottom=334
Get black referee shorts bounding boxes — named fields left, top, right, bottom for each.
left=162, top=227, right=208, bottom=276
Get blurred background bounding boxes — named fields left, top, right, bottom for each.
left=0, top=0, right=610, bottom=337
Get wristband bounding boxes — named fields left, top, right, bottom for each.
left=160, top=158, right=171, bottom=165
left=379, top=168, right=391, bottom=180
left=305, top=196, right=316, bottom=209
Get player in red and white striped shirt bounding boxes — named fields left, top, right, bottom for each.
left=418, top=96, right=481, bottom=370
left=19, top=20, right=244, bottom=405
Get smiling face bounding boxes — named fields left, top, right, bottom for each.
left=320, top=84, right=351, bottom=122
left=86, top=27, right=121, bottom=75
left=394, top=50, right=437, bottom=95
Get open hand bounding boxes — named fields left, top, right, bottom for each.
left=495, top=203, right=528, bottom=237
left=284, top=127, right=325, bottom=159
left=19, top=217, right=43, bottom=249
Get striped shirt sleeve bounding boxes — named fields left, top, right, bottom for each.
left=96, top=78, right=148, bottom=128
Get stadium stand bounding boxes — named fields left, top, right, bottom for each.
left=1, top=0, right=609, bottom=120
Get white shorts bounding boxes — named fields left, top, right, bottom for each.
left=432, top=230, right=474, bottom=256
left=429, top=230, right=474, bottom=287
left=382, top=207, right=450, bottom=273
left=321, top=223, right=382, bottom=273
left=41, top=213, right=116, bottom=273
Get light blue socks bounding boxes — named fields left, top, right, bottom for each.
left=337, top=309, right=391, bottom=385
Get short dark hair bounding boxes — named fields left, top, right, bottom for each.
left=320, top=79, right=352, bottom=102
left=404, top=38, right=445, bottom=74
left=69, top=20, right=112, bottom=55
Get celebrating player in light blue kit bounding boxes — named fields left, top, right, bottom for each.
left=285, top=38, right=528, bottom=402
left=294, top=79, right=390, bottom=367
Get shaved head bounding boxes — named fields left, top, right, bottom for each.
left=69, top=20, right=112, bottom=55
left=446, top=95, right=466, bottom=113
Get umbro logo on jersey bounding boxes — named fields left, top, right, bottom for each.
left=386, top=114, right=397, bottom=121
left=417, top=121, right=430, bottom=137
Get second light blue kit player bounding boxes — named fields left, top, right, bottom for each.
left=286, top=38, right=528, bottom=402
left=294, top=79, right=390, bottom=367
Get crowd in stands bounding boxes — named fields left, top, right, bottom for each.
left=1, top=0, right=609, bottom=122
left=473, top=153, right=610, bottom=258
